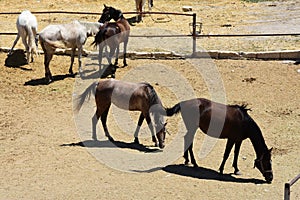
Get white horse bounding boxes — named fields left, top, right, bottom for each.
left=9, top=10, right=38, bottom=63
left=135, top=0, right=153, bottom=21
left=39, top=20, right=103, bottom=83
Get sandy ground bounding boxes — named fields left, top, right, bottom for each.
left=1, top=0, right=300, bottom=199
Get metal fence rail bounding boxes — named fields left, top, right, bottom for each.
left=284, top=173, right=300, bottom=200
left=0, top=11, right=299, bottom=54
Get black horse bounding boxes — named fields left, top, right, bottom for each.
left=166, top=98, right=273, bottom=183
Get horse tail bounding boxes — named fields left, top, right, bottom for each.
left=74, top=81, right=98, bottom=113
left=166, top=103, right=181, bottom=116
left=149, top=0, right=153, bottom=8
left=92, top=29, right=106, bottom=47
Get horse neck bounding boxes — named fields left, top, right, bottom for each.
left=248, top=119, right=268, bottom=158
left=146, top=85, right=166, bottom=129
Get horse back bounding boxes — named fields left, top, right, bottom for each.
left=96, top=79, right=149, bottom=111
left=181, top=98, right=248, bottom=140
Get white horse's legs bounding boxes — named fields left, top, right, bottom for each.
left=77, top=45, right=83, bottom=73
left=69, top=48, right=76, bottom=74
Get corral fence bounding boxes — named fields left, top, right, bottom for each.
left=284, top=173, right=300, bottom=200
left=0, top=11, right=299, bottom=59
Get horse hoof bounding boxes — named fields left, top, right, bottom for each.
left=134, top=138, right=140, bottom=144
left=92, top=136, right=97, bottom=141
left=234, top=170, right=242, bottom=175
left=45, top=78, right=53, bottom=84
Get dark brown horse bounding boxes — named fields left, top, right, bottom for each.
left=75, top=79, right=167, bottom=149
left=166, top=98, right=273, bottom=183
left=93, top=5, right=130, bottom=74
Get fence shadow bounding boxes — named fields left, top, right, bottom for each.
left=163, top=164, right=266, bottom=184
left=61, top=139, right=159, bottom=153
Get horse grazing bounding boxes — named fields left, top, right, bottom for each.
left=94, top=5, right=130, bottom=71
left=9, top=10, right=38, bottom=63
left=166, top=98, right=273, bottom=183
left=135, top=0, right=153, bottom=21
left=75, top=79, right=167, bottom=149
left=39, top=20, right=102, bottom=83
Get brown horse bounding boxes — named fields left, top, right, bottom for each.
left=166, top=98, right=273, bottom=183
left=75, top=79, right=167, bottom=149
left=93, top=5, right=130, bottom=74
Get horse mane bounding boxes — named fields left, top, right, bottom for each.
left=230, top=104, right=252, bottom=113
left=141, top=82, right=159, bottom=105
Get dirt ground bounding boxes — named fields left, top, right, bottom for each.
left=1, top=0, right=300, bottom=199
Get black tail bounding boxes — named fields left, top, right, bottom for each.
left=166, top=103, right=181, bottom=116
left=91, top=29, right=106, bottom=46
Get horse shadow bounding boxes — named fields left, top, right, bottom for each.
left=127, top=15, right=142, bottom=25
left=79, top=64, right=116, bottom=80
left=24, top=73, right=76, bottom=86
left=163, top=164, right=266, bottom=184
left=4, top=50, right=31, bottom=70
left=61, top=139, right=159, bottom=153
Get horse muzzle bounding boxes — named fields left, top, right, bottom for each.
left=159, top=141, right=165, bottom=149
left=264, top=173, right=273, bottom=183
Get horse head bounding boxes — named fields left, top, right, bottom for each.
left=156, top=122, right=167, bottom=149
left=99, top=5, right=123, bottom=23
left=254, top=148, right=273, bottom=183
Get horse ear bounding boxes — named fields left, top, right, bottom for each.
left=269, top=147, right=273, bottom=153
left=104, top=4, right=107, bottom=8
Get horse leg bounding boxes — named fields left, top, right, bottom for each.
left=77, top=45, right=83, bottom=73
left=108, top=45, right=117, bottom=78
left=135, top=0, right=141, bottom=22
left=69, top=48, right=76, bottom=75
left=98, top=43, right=104, bottom=71
left=100, top=106, right=114, bottom=141
left=123, top=40, right=128, bottom=67
left=32, top=27, right=38, bottom=51
left=92, top=113, right=99, bottom=140
left=219, top=139, right=235, bottom=174
left=114, top=45, right=119, bottom=66
left=183, top=128, right=197, bottom=166
left=43, top=50, right=54, bottom=83
left=188, top=142, right=198, bottom=167
left=145, top=113, right=157, bottom=147
left=21, top=33, right=30, bottom=63
left=232, top=141, right=242, bottom=175
left=9, top=34, right=20, bottom=55
left=134, top=113, right=144, bottom=144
